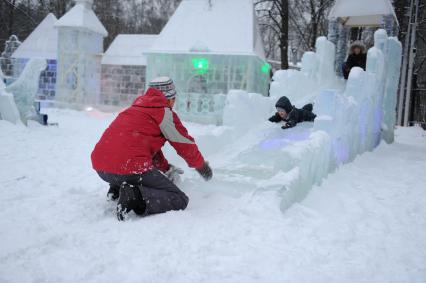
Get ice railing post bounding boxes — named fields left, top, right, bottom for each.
left=383, top=37, right=403, bottom=143
left=315, top=37, right=336, bottom=88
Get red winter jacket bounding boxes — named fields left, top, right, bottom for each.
left=91, top=88, right=205, bottom=175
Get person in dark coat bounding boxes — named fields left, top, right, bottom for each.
left=342, top=41, right=367, bottom=80
left=268, top=96, right=316, bottom=129
left=91, top=77, right=213, bottom=221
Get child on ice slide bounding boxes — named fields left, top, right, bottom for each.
left=268, top=96, right=316, bottom=129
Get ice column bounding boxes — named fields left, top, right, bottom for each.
left=315, top=37, right=336, bottom=87
left=335, top=25, right=349, bottom=77
left=382, top=37, right=402, bottom=143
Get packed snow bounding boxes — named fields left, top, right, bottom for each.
left=0, top=108, right=425, bottom=282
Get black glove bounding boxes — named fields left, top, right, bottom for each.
left=196, top=162, right=213, bottom=181
left=281, top=123, right=292, bottom=129
left=269, top=113, right=282, bottom=123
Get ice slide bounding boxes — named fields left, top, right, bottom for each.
left=166, top=29, right=402, bottom=211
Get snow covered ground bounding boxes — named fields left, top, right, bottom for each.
left=0, top=109, right=425, bottom=283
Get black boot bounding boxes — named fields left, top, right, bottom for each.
left=107, top=185, right=119, bottom=201
left=302, top=103, right=313, bottom=112
left=116, top=184, right=146, bottom=221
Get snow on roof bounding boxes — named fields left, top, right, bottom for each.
left=149, top=0, right=265, bottom=58
left=55, top=0, right=108, bottom=36
left=101, top=34, right=157, bottom=66
left=329, top=0, right=398, bottom=27
left=12, top=13, right=58, bottom=59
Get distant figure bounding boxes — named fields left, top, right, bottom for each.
left=268, top=96, right=316, bottom=129
left=342, top=41, right=367, bottom=80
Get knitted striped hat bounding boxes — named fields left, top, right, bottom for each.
left=148, top=76, right=177, bottom=99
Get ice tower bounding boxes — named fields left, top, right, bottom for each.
left=54, top=0, right=107, bottom=105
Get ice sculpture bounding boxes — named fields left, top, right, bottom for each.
left=0, top=35, right=21, bottom=59
left=0, top=68, right=21, bottom=124
left=3, top=58, right=47, bottom=124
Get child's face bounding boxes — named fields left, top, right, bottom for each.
left=277, top=109, right=288, bottom=119
left=354, top=47, right=361, bottom=55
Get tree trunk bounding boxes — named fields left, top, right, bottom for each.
left=310, top=0, right=317, bottom=49
left=280, top=0, right=289, bottom=69
left=7, top=0, right=17, bottom=36
left=311, top=20, right=318, bottom=49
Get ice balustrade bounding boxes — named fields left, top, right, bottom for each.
left=216, top=29, right=402, bottom=211
left=281, top=30, right=402, bottom=209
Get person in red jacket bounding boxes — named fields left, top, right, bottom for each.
left=91, top=77, right=213, bottom=221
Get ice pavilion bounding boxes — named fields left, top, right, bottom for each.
left=145, top=0, right=270, bottom=96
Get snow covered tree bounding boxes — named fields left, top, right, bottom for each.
left=256, top=0, right=334, bottom=69
left=256, top=0, right=290, bottom=69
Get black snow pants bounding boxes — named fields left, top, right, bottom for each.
left=97, top=169, right=189, bottom=216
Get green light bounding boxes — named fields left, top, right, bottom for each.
left=261, top=62, right=271, bottom=74
left=192, top=58, right=209, bottom=74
